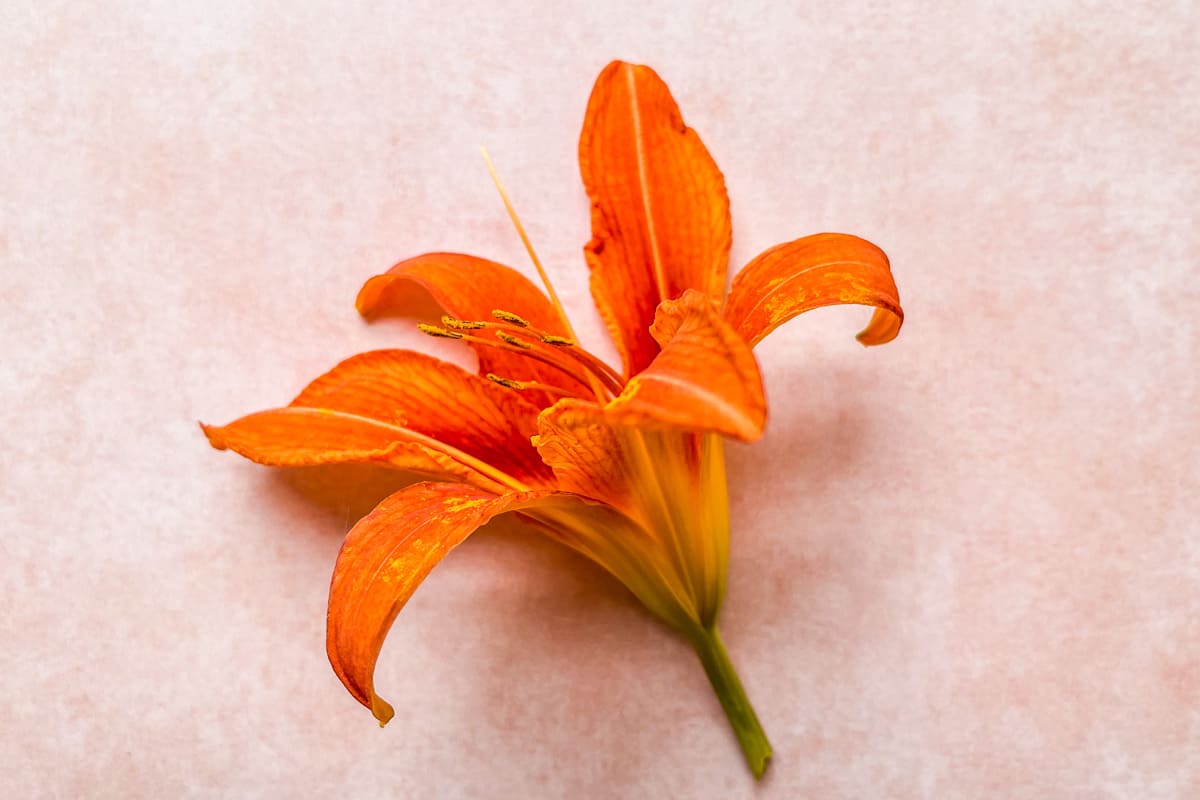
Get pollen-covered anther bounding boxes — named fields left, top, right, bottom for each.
left=495, top=331, right=533, bottom=349
left=488, top=373, right=587, bottom=399
left=416, top=323, right=464, bottom=340
left=540, top=334, right=576, bottom=347
left=485, top=373, right=526, bottom=390
left=441, top=316, right=486, bottom=331
left=492, top=309, right=530, bottom=327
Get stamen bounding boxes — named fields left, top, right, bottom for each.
left=495, top=331, right=532, bottom=349
left=441, top=317, right=622, bottom=401
left=482, top=316, right=625, bottom=390
left=486, top=373, right=525, bottom=389
left=482, top=320, right=626, bottom=397
left=492, top=309, right=530, bottom=327
left=441, top=316, right=486, bottom=331
left=564, top=346, right=626, bottom=390
left=456, top=330, right=608, bottom=398
left=487, top=373, right=587, bottom=400
left=417, top=323, right=464, bottom=340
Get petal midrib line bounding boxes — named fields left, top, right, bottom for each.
left=625, top=64, right=670, bottom=305
left=621, top=371, right=759, bottom=441
left=280, top=406, right=531, bottom=492
left=733, top=258, right=884, bottom=332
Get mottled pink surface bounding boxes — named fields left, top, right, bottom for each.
left=3, top=2, right=1198, bottom=797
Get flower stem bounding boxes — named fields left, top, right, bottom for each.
left=690, top=625, right=772, bottom=779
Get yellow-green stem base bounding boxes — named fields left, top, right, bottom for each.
left=690, top=626, right=772, bottom=779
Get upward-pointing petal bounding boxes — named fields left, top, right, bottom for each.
left=579, top=61, right=732, bottom=376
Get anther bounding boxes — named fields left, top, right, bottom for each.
left=441, top=316, right=486, bottom=331
left=495, top=331, right=532, bottom=349
left=540, top=334, right=575, bottom=347
left=492, top=310, right=530, bottom=327
left=486, top=373, right=526, bottom=390
left=417, top=323, right=464, bottom=339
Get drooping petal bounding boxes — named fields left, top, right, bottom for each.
left=604, top=290, right=766, bottom=441
left=355, top=253, right=587, bottom=400
left=327, top=483, right=699, bottom=725
left=327, top=483, right=548, bottom=723
left=723, top=233, right=903, bottom=348
left=202, top=350, right=552, bottom=491
left=579, top=60, right=732, bottom=376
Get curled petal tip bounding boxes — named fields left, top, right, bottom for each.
left=371, top=695, right=395, bottom=727
left=726, top=233, right=903, bottom=349
left=855, top=306, right=904, bottom=347
left=199, top=422, right=228, bottom=450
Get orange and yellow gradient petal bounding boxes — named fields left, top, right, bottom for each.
left=328, top=482, right=708, bottom=724
left=724, top=232, right=904, bottom=348
left=202, top=349, right=552, bottom=493
left=580, top=61, right=732, bottom=376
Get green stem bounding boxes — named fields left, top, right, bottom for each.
left=690, top=625, right=772, bottom=779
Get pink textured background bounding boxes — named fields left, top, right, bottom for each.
left=3, top=2, right=1197, bottom=797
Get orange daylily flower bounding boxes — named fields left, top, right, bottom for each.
left=203, top=60, right=902, bottom=778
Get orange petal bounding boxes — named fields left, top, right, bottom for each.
left=579, top=61, right=732, bottom=376
left=521, top=494, right=700, bottom=632
left=327, top=483, right=699, bottom=723
left=533, top=400, right=728, bottom=630
left=533, top=399, right=633, bottom=515
left=203, top=407, right=506, bottom=487
left=202, top=350, right=552, bottom=491
left=723, top=233, right=904, bottom=348
left=604, top=290, right=766, bottom=441
left=326, top=482, right=551, bottom=723
left=355, top=252, right=587, bottom=400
